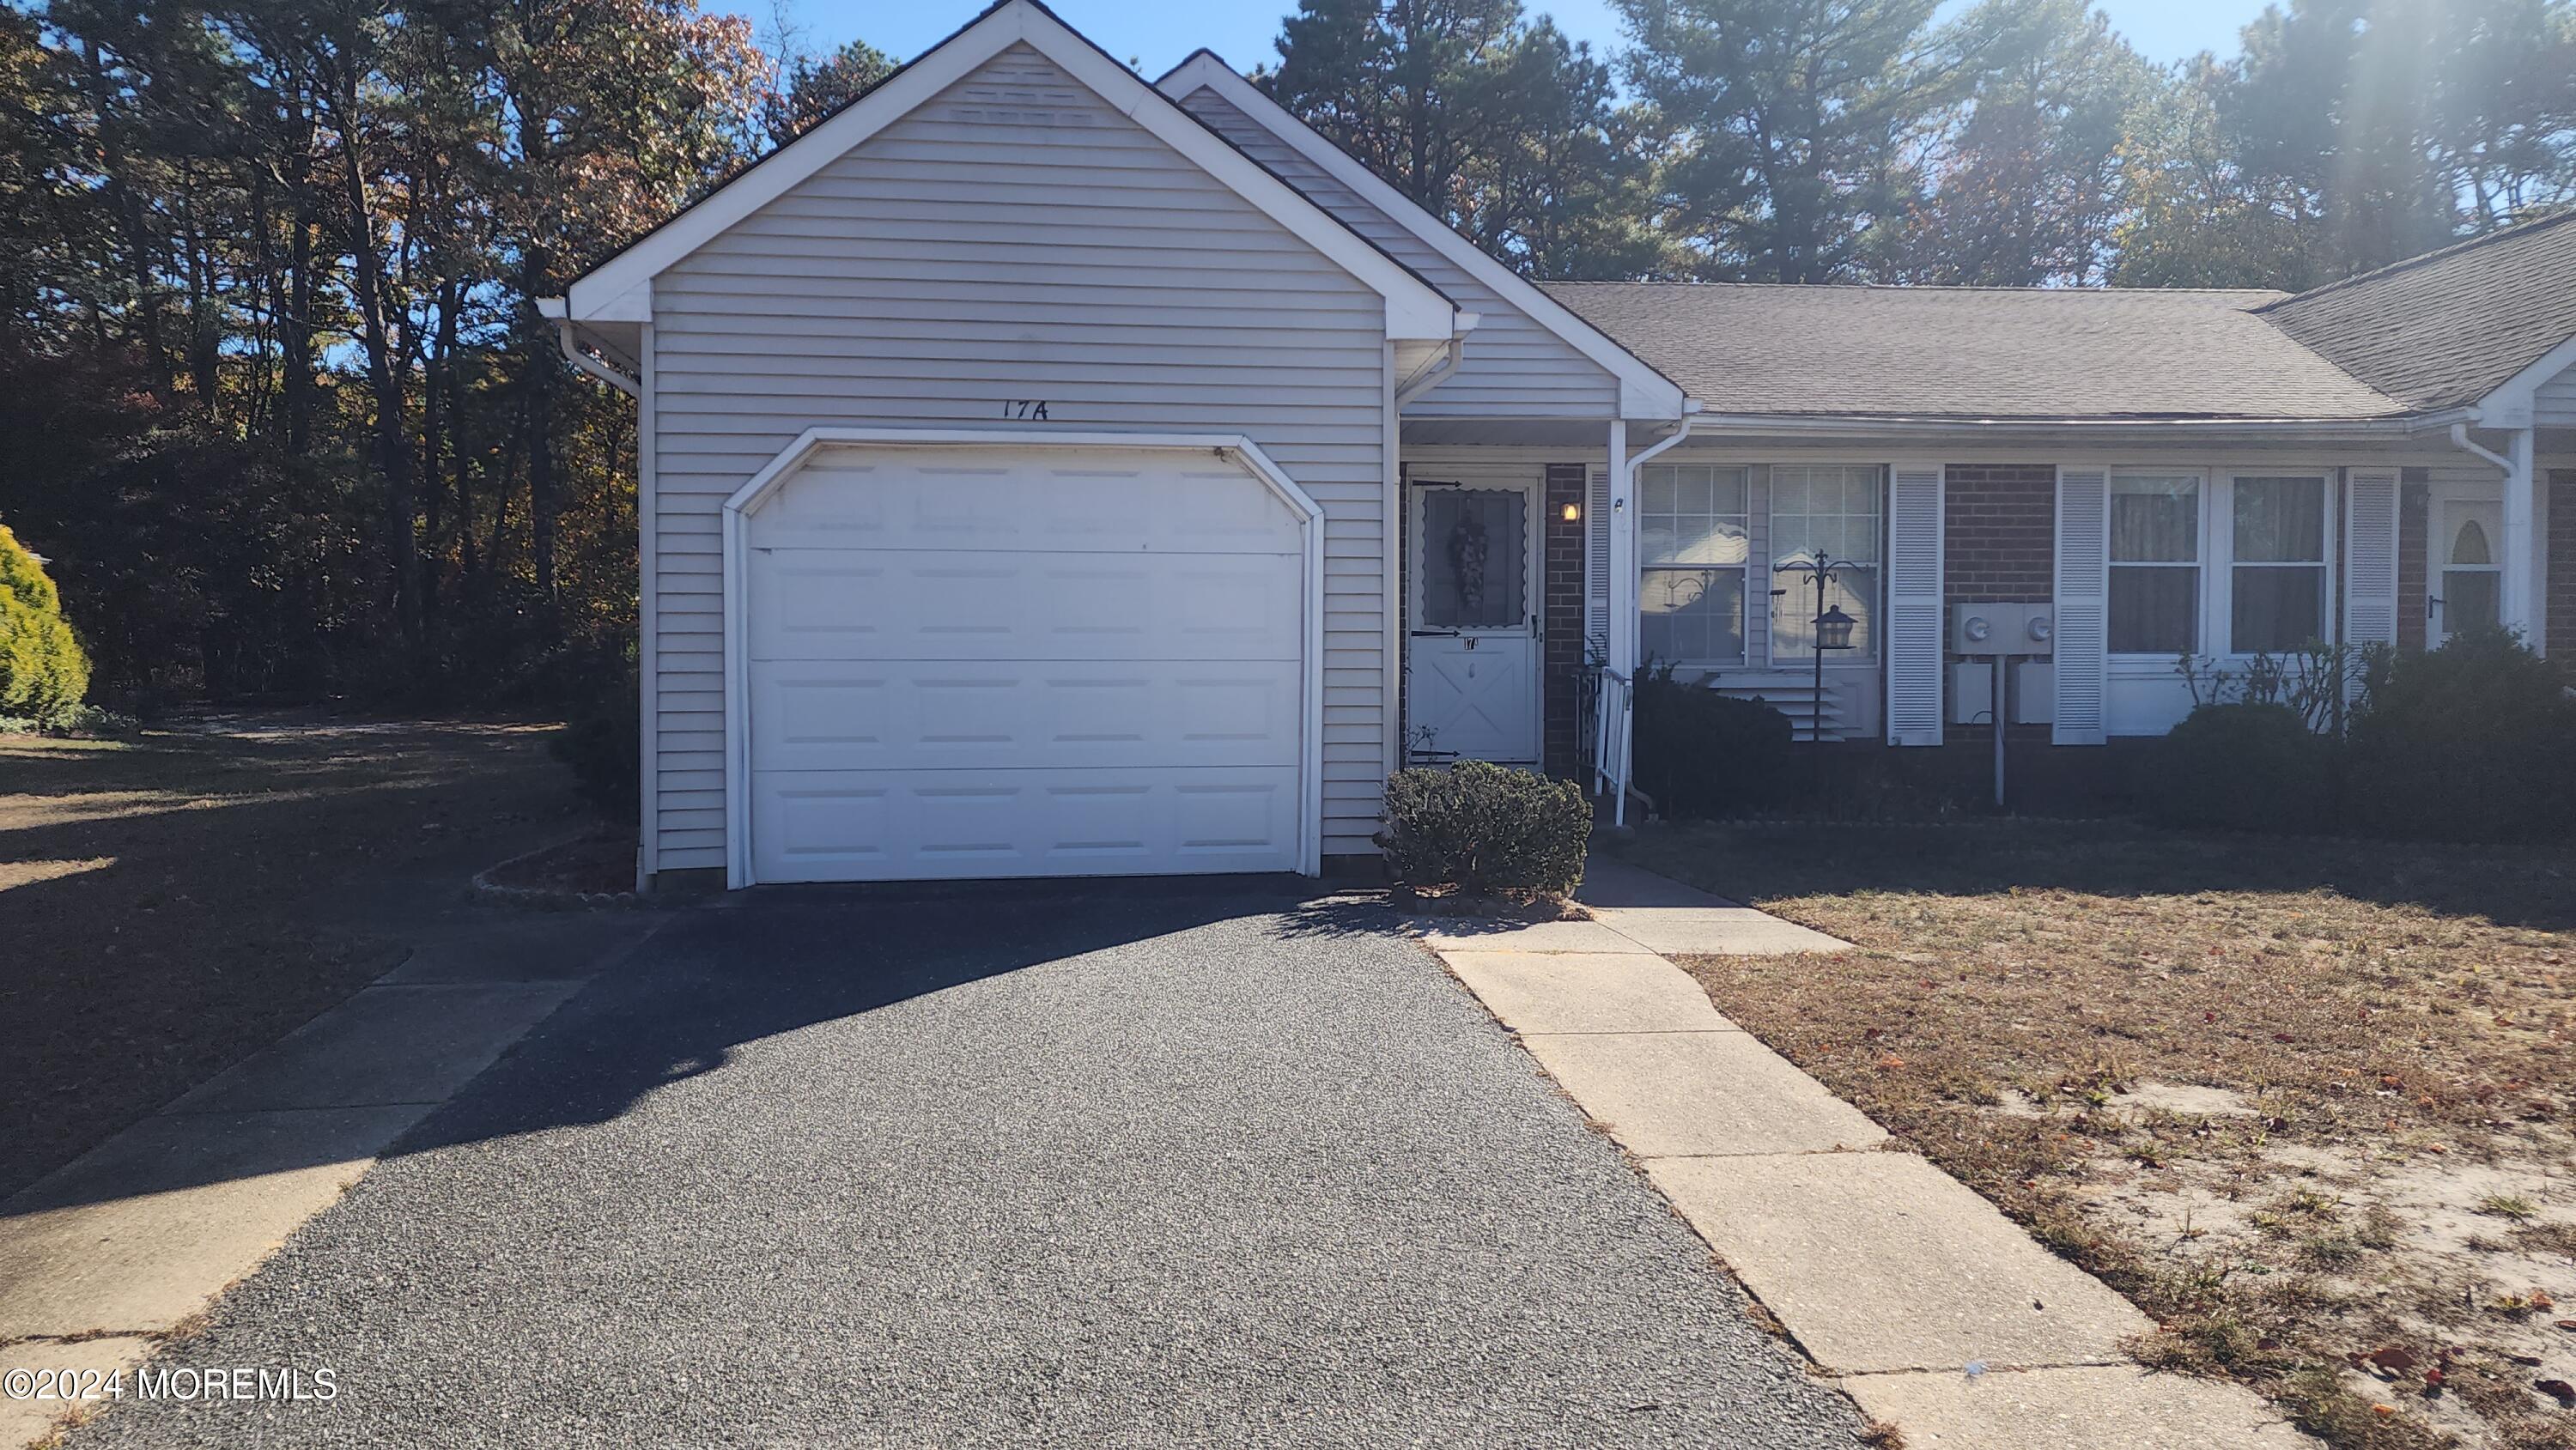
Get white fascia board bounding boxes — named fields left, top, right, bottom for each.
left=1157, top=52, right=1689, bottom=420
left=566, top=1, right=1455, bottom=341
left=2476, top=331, right=2576, bottom=428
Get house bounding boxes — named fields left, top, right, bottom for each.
left=541, top=0, right=2576, bottom=890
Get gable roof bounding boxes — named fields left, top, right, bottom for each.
left=1152, top=52, right=1688, bottom=420
left=556, top=0, right=1459, bottom=341
left=1540, top=282, right=2407, bottom=422
left=2257, top=209, right=2576, bottom=415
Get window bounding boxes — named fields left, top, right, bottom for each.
left=2442, top=508, right=2501, bottom=637
left=1770, top=464, right=1880, bottom=661
left=1419, top=488, right=1526, bottom=628
left=2109, top=474, right=2200, bottom=654
left=2230, top=475, right=2328, bottom=652
left=1638, top=464, right=1750, bottom=664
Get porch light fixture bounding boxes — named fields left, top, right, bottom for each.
left=1815, top=604, right=1858, bottom=654
left=1562, top=501, right=1581, bottom=523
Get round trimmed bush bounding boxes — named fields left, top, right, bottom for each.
left=1631, top=664, right=1796, bottom=819
left=2144, top=702, right=2332, bottom=833
left=0, top=523, right=89, bottom=730
left=2343, top=628, right=2576, bottom=842
left=1376, top=760, right=1590, bottom=900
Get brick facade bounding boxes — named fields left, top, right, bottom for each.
left=2397, top=474, right=2428, bottom=652
left=1542, top=463, right=1587, bottom=778
left=1941, top=464, right=2056, bottom=744
left=1942, top=464, right=2056, bottom=604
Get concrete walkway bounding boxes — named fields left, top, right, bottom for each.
left=0, top=907, right=663, bottom=1449
left=1428, top=853, right=2312, bottom=1450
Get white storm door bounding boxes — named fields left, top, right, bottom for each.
left=2430, top=489, right=2502, bottom=644
left=1406, top=477, right=1540, bottom=764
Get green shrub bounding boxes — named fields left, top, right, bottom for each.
left=1376, top=760, right=1590, bottom=900
left=2343, top=628, right=2576, bottom=842
left=2144, top=702, right=2335, bottom=833
left=0, top=523, right=90, bottom=730
left=550, top=658, right=640, bottom=823
left=1631, top=663, right=1796, bottom=819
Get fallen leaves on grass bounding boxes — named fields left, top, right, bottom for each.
left=1625, top=821, right=2576, bottom=1450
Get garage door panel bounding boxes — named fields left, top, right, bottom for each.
left=750, top=658, right=1301, bottom=771
left=742, top=440, right=1312, bottom=884
left=752, top=767, right=1299, bottom=882
left=745, top=446, right=1303, bottom=555
left=751, top=549, right=1303, bottom=661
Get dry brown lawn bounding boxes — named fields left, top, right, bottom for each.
left=0, top=718, right=583, bottom=1199
left=1620, top=821, right=2576, bottom=1450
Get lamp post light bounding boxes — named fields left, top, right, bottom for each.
left=1774, top=555, right=1860, bottom=801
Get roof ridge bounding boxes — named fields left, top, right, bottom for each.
left=2257, top=207, right=2576, bottom=312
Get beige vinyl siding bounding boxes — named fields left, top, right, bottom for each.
left=647, top=44, right=1394, bottom=869
left=1178, top=88, right=1619, bottom=419
left=2537, top=362, right=2576, bottom=427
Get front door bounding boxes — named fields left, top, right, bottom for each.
left=1406, top=475, right=1541, bottom=764
left=2429, top=489, right=2502, bottom=644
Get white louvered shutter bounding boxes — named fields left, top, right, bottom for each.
left=1885, top=464, right=1945, bottom=745
left=2343, top=467, right=2401, bottom=652
left=1586, top=465, right=1611, bottom=652
left=2053, top=467, right=2109, bottom=745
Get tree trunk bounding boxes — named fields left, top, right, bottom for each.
left=81, top=38, right=177, bottom=403
left=331, top=58, right=421, bottom=647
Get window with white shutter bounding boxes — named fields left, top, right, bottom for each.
left=2055, top=467, right=2110, bottom=745
left=2343, top=468, right=2400, bottom=650
left=1885, top=464, right=1944, bottom=746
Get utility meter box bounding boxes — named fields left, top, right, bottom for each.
left=1952, top=603, right=2055, bottom=657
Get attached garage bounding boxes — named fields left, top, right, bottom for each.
left=723, top=430, right=1324, bottom=886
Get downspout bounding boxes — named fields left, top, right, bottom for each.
left=2452, top=420, right=2540, bottom=647
left=1394, top=312, right=1479, bottom=410
left=1602, top=408, right=1699, bottom=826
left=2451, top=420, right=2513, bottom=474
left=556, top=319, right=641, bottom=397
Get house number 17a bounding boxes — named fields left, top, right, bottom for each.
left=1001, top=399, right=1050, bottom=420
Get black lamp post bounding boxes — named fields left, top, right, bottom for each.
left=1774, top=555, right=1860, bottom=799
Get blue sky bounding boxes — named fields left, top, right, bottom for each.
left=748, top=0, right=2275, bottom=78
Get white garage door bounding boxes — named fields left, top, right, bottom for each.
left=738, top=440, right=1312, bottom=883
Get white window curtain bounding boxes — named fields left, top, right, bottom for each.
left=1771, top=464, right=1882, bottom=662
left=1638, top=463, right=1750, bottom=665
left=2109, top=474, right=2200, bottom=654
left=2230, top=475, right=2329, bottom=652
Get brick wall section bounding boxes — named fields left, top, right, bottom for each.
left=2552, top=469, right=2576, bottom=661
left=1542, top=464, right=1587, bottom=779
left=2397, top=473, right=2428, bottom=652
left=1943, top=464, right=2056, bottom=605
left=1942, top=464, right=2056, bottom=743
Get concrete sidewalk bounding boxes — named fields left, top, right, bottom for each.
left=0, top=909, right=663, bottom=1449
left=1427, top=852, right=2312, bottom=1450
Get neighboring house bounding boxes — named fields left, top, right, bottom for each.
left=544, top=0, right=2576, bottom=889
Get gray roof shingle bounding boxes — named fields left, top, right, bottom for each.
left=2255, top=209, right=2576, bottom=411
left=1540, top=281, right=2407, bottom=421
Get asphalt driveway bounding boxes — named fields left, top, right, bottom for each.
left=65, top=885, right=1861, bottom=1449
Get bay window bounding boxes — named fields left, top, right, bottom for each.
left=1771, top=464, right=1881, bottom=661
left=2229, top=475, right=2329, bottom=653
left=1639, top=463, right=1750, bottom=665
left=2109, top=475, right=2200, bottom=654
